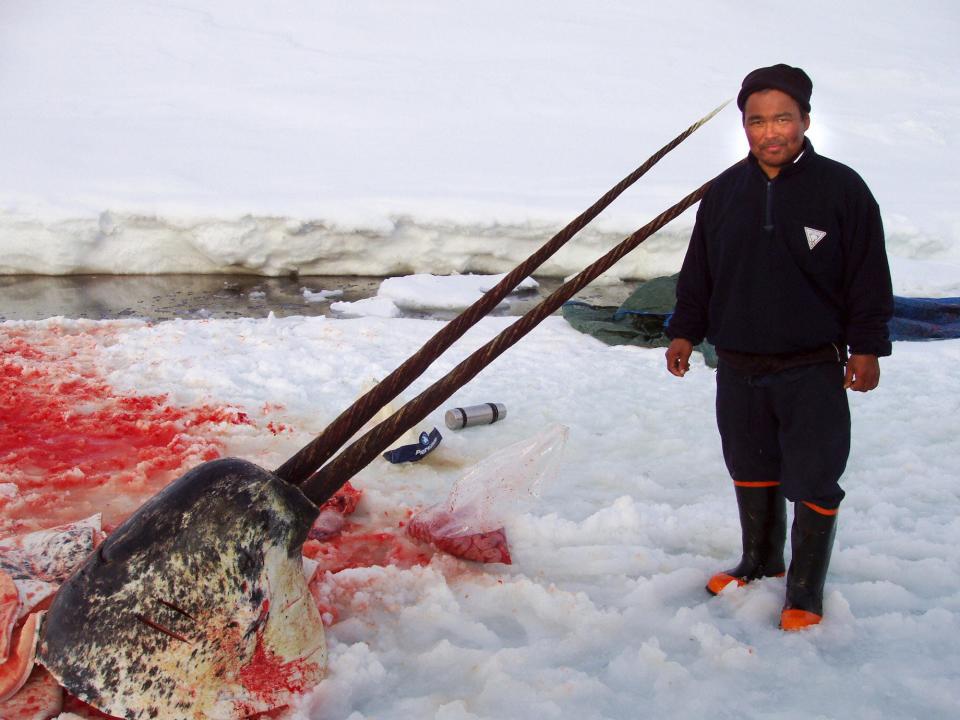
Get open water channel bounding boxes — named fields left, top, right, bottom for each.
left=0, top=275, right=634, bottom=322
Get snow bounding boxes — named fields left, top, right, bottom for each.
left=1, top=1, right=959, bottom=278
left=332, top=273, right=539, bottom=317
left=12, top=306, right=956, bottom=720
left=0, top=2, right=958, bottom=719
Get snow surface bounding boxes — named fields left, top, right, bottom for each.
left=331, top=273, right=539, bottom=317
left=15, top=300, right=956, bottom=720
left=1, top=1, right=959, bottom=278
left=5, top=258, right=958, bottom=720
left=303, top=287, right=343, bottom=303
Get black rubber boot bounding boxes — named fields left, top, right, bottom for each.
left=706, top=482, right=787, bottom=595
left=780, top=502, right=838, bottom=630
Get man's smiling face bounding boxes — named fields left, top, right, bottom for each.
left=743, top=88, right=810, bottom=178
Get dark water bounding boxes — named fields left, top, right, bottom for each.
left=0, top=275, right=633, bottom=322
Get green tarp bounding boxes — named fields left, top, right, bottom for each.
left=561, top=274, right=718, bottom=367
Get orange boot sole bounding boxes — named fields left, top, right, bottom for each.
left=706, top=571, right=784, bottom=596
left=706, top=573, right=745, bottom=595
left=780, top=608, right=822, bottom=631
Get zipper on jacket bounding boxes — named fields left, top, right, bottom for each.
left=764, top=180, right=774, bottom=232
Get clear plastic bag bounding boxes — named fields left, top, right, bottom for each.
left=407, top=424, right=568, bottom=563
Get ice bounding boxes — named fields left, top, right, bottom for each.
left=302, top=288, right=344, bottom=303
left=378, top=274, right=538, bottom=313
left=331, top=273, right=538, bottom=318
left=0, top=314, right=947, bottom=719
left=0, top=2, right=957, bottom=279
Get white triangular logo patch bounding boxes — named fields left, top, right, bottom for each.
left=804, top=226, right=827, bottom=250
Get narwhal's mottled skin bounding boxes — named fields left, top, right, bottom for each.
left=39, top=458, right=327, bottom=719
left=0, top=516, right=101, bottom=585
left=0, top=515, right=103, bottom=621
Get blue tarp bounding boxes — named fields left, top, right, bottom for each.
left=889, top=296, right=960, bottom=341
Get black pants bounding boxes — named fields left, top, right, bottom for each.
left=715, top=361, right=849, bottom=508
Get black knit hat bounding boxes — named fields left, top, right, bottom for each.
left=737, top=64, right=812, bottom=113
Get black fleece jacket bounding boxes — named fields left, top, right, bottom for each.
left=667, top=140, right=893, bottom=357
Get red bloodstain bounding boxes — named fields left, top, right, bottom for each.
left=311, top=598, right=340, bottom=626
left=303, top=514, right=437, bottom=627
left=303, top=505, right=508, bottom=628
left=61, top=693, right=122, bottom=718
left=317, top=481, right=362, bottom=516
left=303, top=523, right=433, bottom=576
left=197, top=599, right=324, bottom=716
left=266, top=421, right=289, bottom=435
left=300, top=511, right=436, bottom=628
left=247, top=708, right=289, bottom=719
left=0, top=326, right=500, bottom=714
left=0, top=326, right=253, bottom=537
left=0, top=325, right=509, bottom=711
left=238, top=633, right=312, bottom=702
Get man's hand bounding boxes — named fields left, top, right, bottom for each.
left=844, top=354, right=880, bottom=392
left=665, top=338, right=693, bottom=377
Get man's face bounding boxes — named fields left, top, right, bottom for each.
left=742, top=89, right=810, bottom=178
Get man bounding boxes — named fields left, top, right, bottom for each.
left=665, top=64, right=893, bottom=631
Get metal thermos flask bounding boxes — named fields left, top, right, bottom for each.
left=444, top=403, right=507, bottom=430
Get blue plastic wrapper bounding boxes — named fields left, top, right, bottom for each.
left=382, top=427, right=442, bottom=464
